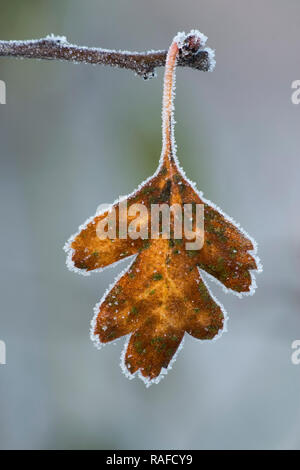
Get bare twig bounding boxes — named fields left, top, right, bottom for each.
left=0, top=33, right=215, bottom=79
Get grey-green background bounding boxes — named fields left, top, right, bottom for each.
left=0, top=0, right=300, bottom=450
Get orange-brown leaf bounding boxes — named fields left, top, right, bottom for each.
left=64, top=30, right=261, bottom=386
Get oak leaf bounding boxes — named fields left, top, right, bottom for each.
left=64, top=31, right=261, bottom=386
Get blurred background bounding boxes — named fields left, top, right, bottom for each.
left=0, top=0, right=300, bottom=450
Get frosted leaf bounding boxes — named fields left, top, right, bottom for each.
left=64, top=30, right=261, bottom=386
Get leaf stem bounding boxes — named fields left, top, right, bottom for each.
left=161, top=31, right=213, bottom=167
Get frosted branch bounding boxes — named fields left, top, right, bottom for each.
left=0, top=33, right=215, bottom=79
